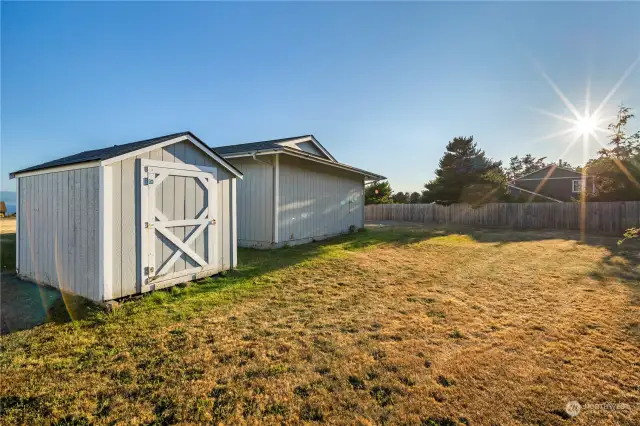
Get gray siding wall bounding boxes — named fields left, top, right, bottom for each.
left=227, top=157, right=274, bottom=247
left=109, top=140, right=236, bottom=299
left=17, top=168, right=100, bottom=301
left=278, top=156, right=364, bottom=245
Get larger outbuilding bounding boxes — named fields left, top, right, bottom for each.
left=10, top=132, right=243, bottom=302
left=214, top=135, right=385, bottom=248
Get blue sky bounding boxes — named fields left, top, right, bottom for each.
left=2, top=2, right=639, bottom=194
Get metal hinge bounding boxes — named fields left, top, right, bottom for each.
left=143, top=177, right=154, bottom=185
left=211, top=219, right=216, bottom=225
left=145, top=222, right=154, bottom=229
left=144, top=266, right=155, bottom=275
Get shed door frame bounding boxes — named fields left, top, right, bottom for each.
left=139, top=159, right=218, bottom=292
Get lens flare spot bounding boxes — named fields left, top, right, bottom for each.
left=575, top=114, right=598, bottom=136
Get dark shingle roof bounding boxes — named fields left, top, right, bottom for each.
left=10, top=131, right=242, bottom=179
left=213, top=135, right=312, bottom=156
left=11, top=132, right=191, bottom=177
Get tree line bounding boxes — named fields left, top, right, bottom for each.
left=366, top=105, right=640, bottom=205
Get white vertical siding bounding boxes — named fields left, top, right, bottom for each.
left=17, top=167, right=100, bottom=300
left=109, top=140, right=236, bottom=299
left=277, top=156, right=364, bottom=245
left=227, top=157, right=274, bottom=247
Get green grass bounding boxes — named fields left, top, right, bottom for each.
left=0, top=224, right=638, bottom=425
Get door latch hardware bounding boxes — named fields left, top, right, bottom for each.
left=211, top=219, right=216, bottom=225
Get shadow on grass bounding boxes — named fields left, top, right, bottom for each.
left=1, top=273, right=100, bottom=334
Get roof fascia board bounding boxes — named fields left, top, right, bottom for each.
left=10, top=160, right=101, bottom=179
left=101, top=135, right=189, bottom=166
left=221, top=147, right=384, bottom=180
left=186, top=135, right=243, bottom=178
left=100, top=134, right=243, bottom=179
left=308, top=135, right=337, bottom=162
left=220, top=149, right=284, bottom=159
left=275, top=135, right=336, bottom=162
left=281, top=148, right=385, bottom=180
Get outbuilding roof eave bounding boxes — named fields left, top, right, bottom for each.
left=220, top=148, right=385, bottom=182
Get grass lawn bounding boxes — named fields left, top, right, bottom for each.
left=0, top=223, right=639, bottom=425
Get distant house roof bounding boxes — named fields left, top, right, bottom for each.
left=10, top=131, right=242, bottom=179
left=507, top=184, right=563, bottom=203
left=213, top=135, right=385, bottom=181
left=511, top=164, right=584, bottom=182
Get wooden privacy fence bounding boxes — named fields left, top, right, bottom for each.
left=365, top=202, right=640, bottom=234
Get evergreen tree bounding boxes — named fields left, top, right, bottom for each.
left=506, top=154, right=548, bottom=180
left=392, top=192, right=409, bottom=204
left=597, top=105, right=640, bottom=160
left=422, top=136, right=506, bottom=205
left=365, top=181, right=393, bottom=204
left=409, top=192, right=421, bottom=204
left=588, top=105, right=640, bottom=201
left=557, top=159, right=575, bottom=170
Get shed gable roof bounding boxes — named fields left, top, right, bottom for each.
left=10, top=131, right=243, bottom=179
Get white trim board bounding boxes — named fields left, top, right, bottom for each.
left=144, top=159, right=216, bottom=174
left=273, top=154, right=280, bottom=244
left=281, top=148, right=385, bottom=181
left=102, top=135, right=243, bottom=179
left=275, top=135, right=336, bottom=162
left=15, top=178, right=20, bottom=274
left=222, top=149, right=283, bottom=159
left=11, top=161, right=101, bottom=179
left=99, top=165, right=114, bottom=301
left=222, top=149, right=385, bottom=181
left=231, top=177, right=237, bottom=268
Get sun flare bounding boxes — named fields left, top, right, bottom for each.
left=574, top=114, right=599, bottom=136
left=531, top=56, right=639, bottom=163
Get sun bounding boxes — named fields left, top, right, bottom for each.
left=574, top=114, right=599, bottom=136
left=531, top=56, right=639, bottom=157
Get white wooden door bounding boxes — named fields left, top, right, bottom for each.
left=140, top=159, right=218, bottom=290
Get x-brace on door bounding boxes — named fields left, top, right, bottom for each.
left=140, top=159, right=218, bottom=290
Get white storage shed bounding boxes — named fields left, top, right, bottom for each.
left=214, top=135, right=385, bottom=248
left=10, top=132, right=243, bottom=302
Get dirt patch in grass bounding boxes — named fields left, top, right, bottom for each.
left=0, top=224, right=639, bottom=424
